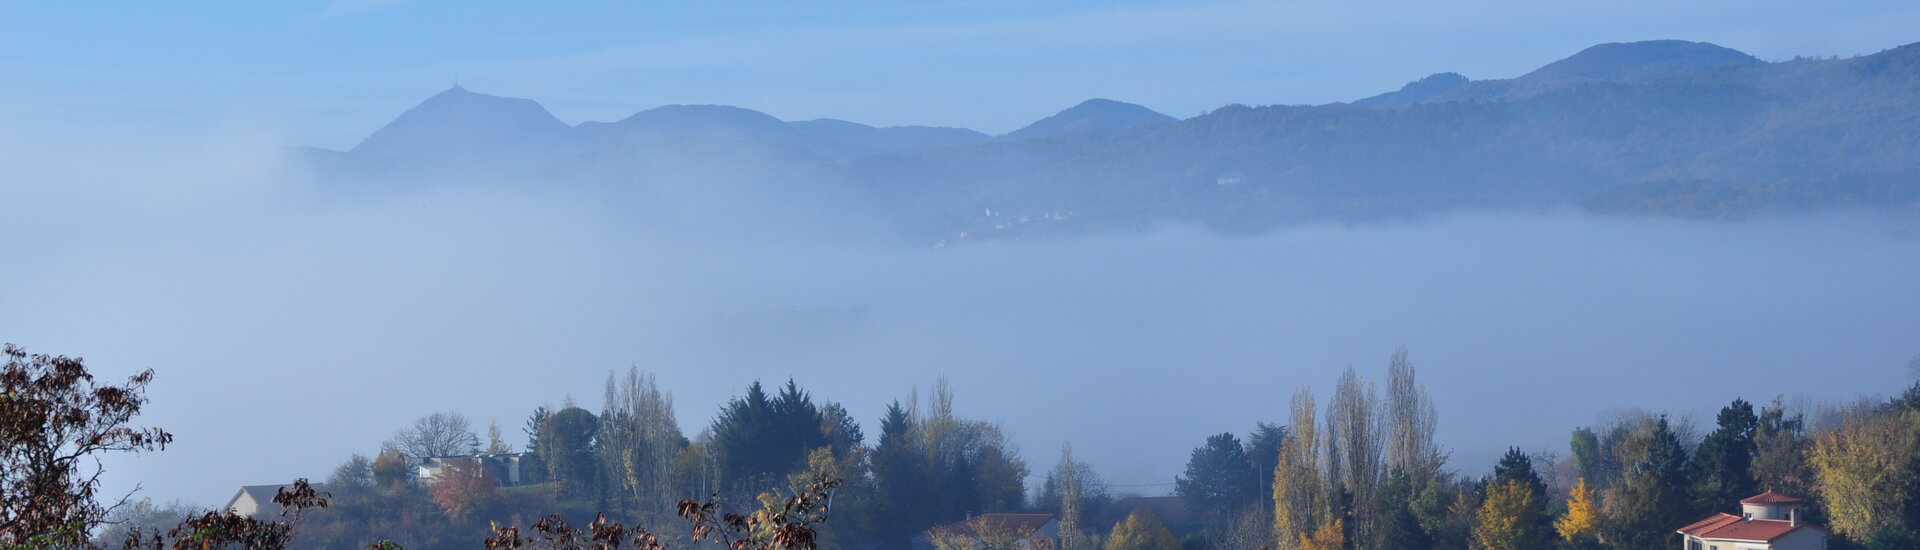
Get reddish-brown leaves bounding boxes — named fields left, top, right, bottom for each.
left=1, top=344, right=173, bottom=547
left=119, top=479, right=330, bottom=550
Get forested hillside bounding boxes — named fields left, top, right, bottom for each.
left=853, top=41, right=1920, bottom=238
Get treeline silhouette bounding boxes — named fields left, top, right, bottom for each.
left=5, top=343, right=1918, bottom=550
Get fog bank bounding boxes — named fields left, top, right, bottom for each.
left=3, top=133, right=1916, bottom=507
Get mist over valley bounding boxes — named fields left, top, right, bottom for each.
left=4, top=10, right=1920, bottom=548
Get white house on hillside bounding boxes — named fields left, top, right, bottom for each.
left=222, top=485, right=284, bottom=519
left=1676, top=491, right=1828, bottom=550
left=409, top=452, right=531, bottom=487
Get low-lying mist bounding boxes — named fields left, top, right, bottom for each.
left=4, top=130, right=1917, bottom=508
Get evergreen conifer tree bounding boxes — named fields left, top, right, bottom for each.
left=1690, top=398, right=1759, bottom=514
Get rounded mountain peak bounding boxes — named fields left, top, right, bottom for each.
left=615, top=104, right=788, bottom=130
left=1520, top=40, right=1761, bottom=84
left=1006, top=98, right=1175, bottom=139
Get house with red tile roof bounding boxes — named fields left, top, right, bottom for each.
left=1676, top=491, right=1828, bottom=550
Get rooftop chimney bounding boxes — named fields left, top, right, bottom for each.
left=1790, top=508, right=1799, bottom=527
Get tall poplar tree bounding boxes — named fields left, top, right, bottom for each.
left=1385, top=348, right=1441, bottom=485
left=1328, top=367, right=1381, bottom=549
left=1273, top=387, right=1324, bottom=550
left=1057, top=444, right=1085, bottom=550
left=599, top=367, right=685, bottom=517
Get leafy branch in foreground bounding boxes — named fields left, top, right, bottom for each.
left=117, top=479, right=330, bottom=550
left=0, top=344, right=172, bottom=548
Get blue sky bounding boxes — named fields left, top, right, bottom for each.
left=5, top=1, right=1920, bottom=149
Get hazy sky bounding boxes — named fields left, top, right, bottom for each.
left=5, top=1, right=1920, bottom=147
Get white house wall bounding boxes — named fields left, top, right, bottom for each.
left=1770, top=528, right=1827, bottom=550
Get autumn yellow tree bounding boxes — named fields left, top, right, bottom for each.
left=785, top=446, right=872, bottom=550
left=928, top=516, right=1047, bottom=550
left=370, top=449, right=413, bottom=490
left=1472, top=480, right=1542, bottom=550
left=1808, top=409, right=1920, bottom=540
left=1105, top=508, right=1180, bottom=550
left=1554, top=478, right=1600, bottom=550
left=1296, top=518, right=1343, bottom=550
left=1272, top=386, right=1323, bottom=550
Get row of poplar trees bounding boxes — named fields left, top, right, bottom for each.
left=1264, top=349, right=1447, bottom=550
left=1163, top=351, right=1920, bottom=550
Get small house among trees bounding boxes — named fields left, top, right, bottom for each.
left=1675, top=491, right=1829, bottom=550
left=220, top=485, right=287, bottom=520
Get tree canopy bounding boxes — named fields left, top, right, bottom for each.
left=387, top=412, right=482, bottom=459
left=1177, top=432, right=1259, bottom=521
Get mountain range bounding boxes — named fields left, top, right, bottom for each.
left=338, top=87, right=1170, bottom=164
left=297, top=39, right=1920, bottom=241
